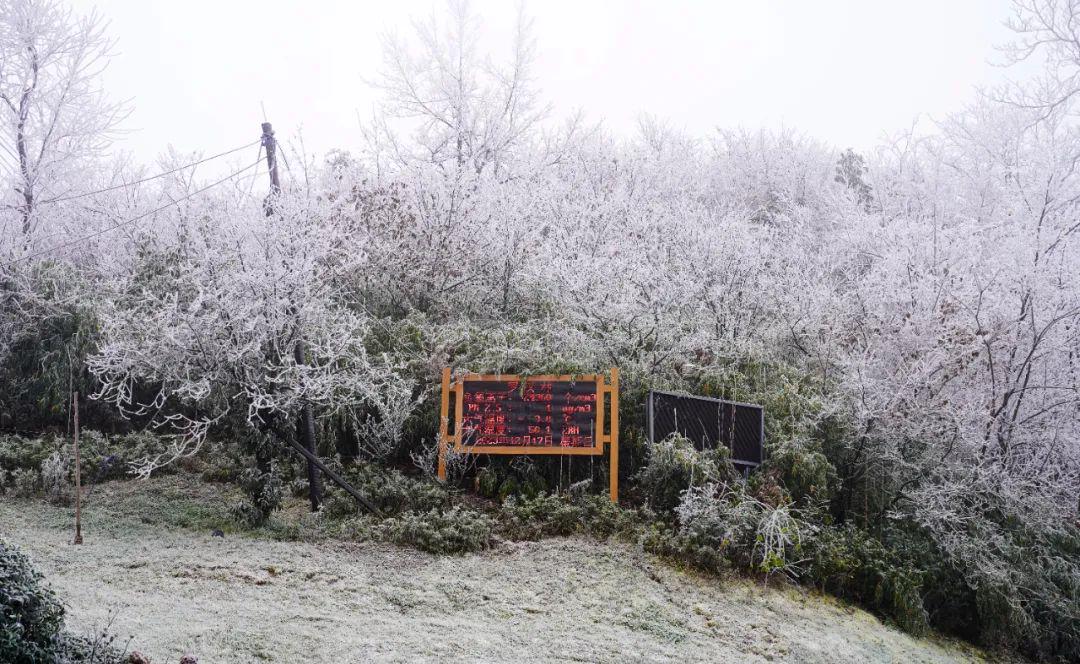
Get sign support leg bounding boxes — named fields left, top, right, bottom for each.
left=438, top=367, right=450, bottom=482
left=609, top=368, right=619, bottom=504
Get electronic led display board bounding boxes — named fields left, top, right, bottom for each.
left=437, top=369, right=620, bottom=502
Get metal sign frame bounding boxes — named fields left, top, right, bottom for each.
left=646, top=389, right=765, bottom=469
left=438, top=367, right=620, bottom=502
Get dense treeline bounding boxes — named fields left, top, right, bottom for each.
left=1, top=0, right=1078, bottom=660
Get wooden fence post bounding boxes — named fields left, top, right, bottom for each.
left=73, top=391, right=82, bottom=545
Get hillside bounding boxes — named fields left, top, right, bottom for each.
left=0, top=478, right=1001, bottom=664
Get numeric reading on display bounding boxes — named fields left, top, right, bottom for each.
left=461, top=379, right=598, bottom=447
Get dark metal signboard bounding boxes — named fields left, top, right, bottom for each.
left=646, top=390, right=764, bottom=471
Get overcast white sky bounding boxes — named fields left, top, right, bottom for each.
left=74, top=0, right=1027, bottom=166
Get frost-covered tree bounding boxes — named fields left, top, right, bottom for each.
left=0, top=0, right=126, bottom=241
left=88, top=187, right=417, bottom=477
left=367, top=0, right=549, bottom=175
left=0, top=0, right=1073, bottom=656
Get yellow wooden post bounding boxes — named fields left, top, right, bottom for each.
left=595, top=373, right=604, bottom=450
left=437, top=367, right=451, bottom=482
left=609, top=367, right=619, bottom=504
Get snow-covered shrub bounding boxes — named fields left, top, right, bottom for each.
left=231, top=467, right=284, bottom=527
left=635, top=435, right=737, bottom=513
left=371, top=506, right=494, bottom=554
left=0, top=430, right=187, bottom=494
left=55, top=630, right=129, bottom=664
left=0, top=434, right=59, bottom=475
left=40, top=450, right=70, bottom=504
left=349, top=383, right=421, bottom=463
left=5, top=467, right=39, bottom=497
left=498, top=493, right=584, bottom=541
left=904, top=480, right=1080, bottom=660
left=88, top=193, right=420, bottom=480
left=322, top=465, right=449, bottom=518
left=0, top=538, right=127, bottom=664
left=410, top=436, right=475, bottom=486
left=0, top=538, right=64, bottom=662
left=497, top=492, right=645, bottom=542
left=0, top=2, right=1074, bottom=658
left=91, top=430, right=170, bottom=481
left=674, top=483, right=815, bottom=580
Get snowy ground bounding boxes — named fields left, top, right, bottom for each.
left=1, top=480, right=1002, bottom=663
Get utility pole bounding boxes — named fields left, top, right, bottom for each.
left=72, top=391, right=82, bottom=545
left=261, top=121, right=323, bottom=511
left=261, top=121, right=281, bottom=212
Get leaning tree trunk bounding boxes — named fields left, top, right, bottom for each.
left=294, top=337, right=324, bottom=511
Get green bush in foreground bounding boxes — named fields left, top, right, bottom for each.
left=0, top=537, right=64, bottom=663
left=0, top=538, right=128, bottom=663
left=367, top=506, right=495, bottom=554
left=498, top=492, right=646, bottom=542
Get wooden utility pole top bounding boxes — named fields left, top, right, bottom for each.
left=262, top=119, right=323, bottom=511
left=261, top=122, right=280, bottom=214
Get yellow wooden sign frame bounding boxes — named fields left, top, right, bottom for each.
left=437, top=367, right=620, bottom=502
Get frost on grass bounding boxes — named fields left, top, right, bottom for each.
left=0, top=497, right=992, bottom=664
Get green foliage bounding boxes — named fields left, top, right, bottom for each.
left=689, top=361, right=828, bottom=450
left=367, top=506, right=494, bottom=554
left=0, top=430, right=186, bottom=499
left=323, top=464, right=449, bottom=518
left=835, top=148, right=874, bottom=210
left=198, top=440, right=246, bottom=484
left=499, top=492, right=645, bottom=542
left=0, top=538, right=65, bottom=663
left=316, top=464, right=488, bottom=553
left=805, top=525, right=930, bottom=635
left=476, top=466, right=500, bottom=499
left=754, top=444, right=836, bottom=507
left=0, top=262, right=124, bottom=434
left=232, top=466, right=284, bottom=527
left=634, top=434, right=737, bottom=513
left=469, top=458, right=548, bottom=502
left=641, top=520, right=731, bottom=574
left=499, top=493, right=585, bottom=540
left=496, top=477, right=520, bottom=502
left=2, top=468, right=39, bottom=497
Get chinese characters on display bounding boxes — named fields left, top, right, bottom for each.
left=461, top=380, right=597, bottom=448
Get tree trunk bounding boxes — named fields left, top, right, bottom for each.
left=294, top=338, right=323, bottom=511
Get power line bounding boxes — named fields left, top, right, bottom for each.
left=4, top=157, right=263, bottom=267
left=31, top=138, right=262, bottom=207
left=22, top=156, right=265, bottom=250
left=246, top=143, right=264, bottom=197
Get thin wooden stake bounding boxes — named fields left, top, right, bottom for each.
left=73, top=391, right=82, bottom=545
left=609, top=368, right=620, bottom=504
